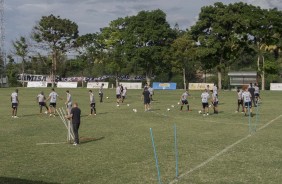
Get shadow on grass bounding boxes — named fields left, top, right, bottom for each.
left=0, top=177, right=59, bottom=184
left=79, top=136, right=105, bottom=144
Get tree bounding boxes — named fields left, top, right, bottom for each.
left=124, top=9, right=176, bottom=85
left=11, top=36, right=29, bottom=86
left=32, top=14, right=79, bottom=87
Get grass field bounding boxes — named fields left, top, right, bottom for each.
left=0, top=88, right=282, bottom=184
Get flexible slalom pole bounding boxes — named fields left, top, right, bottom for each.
left=174, top=124, right=179, bottom=178
left=254, top=103, right=261, bottom=132
left=247, top=103, right=252, bottom=133
left=150, top=128, right=162, bottom=184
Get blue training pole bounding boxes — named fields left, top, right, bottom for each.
left=248, top=103, right=252, bottom=133
left=150, top=128, right=162, bottom=184
left=174, top=124, right=179, bottom=178
left=254, top=102, right=260, bottom=132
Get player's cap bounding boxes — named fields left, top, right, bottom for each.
left=66, top=90, right=69, bottom=93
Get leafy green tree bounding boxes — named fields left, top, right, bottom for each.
left=124, top=9, right=176, bottom=85
left=32, top=14, right=79, bottom=87
left=11, top=36, right=29, bottom=86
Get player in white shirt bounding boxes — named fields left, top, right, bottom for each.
left=65, top=90, right=72, bottom=115
left=211, top=91, right=218, bottom=114
left=116, top=84, right=121, bottom=106
left=201, top=89, right=210, bottom=115
left=148, top=86, right=154, bottom=102
left=46, top=88, right=61, bottom=116
left=121, top=87, right=127, bottom=103
left=37, top=91, right=49, bottom=114
left=236, top=88, right=244, bottom=113
left=89, top=90, right=97, bottom=115
left=241, top=86, right=253, bottom=117
left=11, top=89, right=19, bottom=118
left=180, top=90, right=190, bottom=111
left=254, top=83, right=261, bottom=105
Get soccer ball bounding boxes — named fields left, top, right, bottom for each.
left=127, top=104, right=130, bottom=106
left=106, top=97, right=109, bottom=99
left=177, top=102, right=180, bottom=105
left=209, top=105, right=212, bottom=108
left=117, top=104, right=120, bottom=107
left=44, top=111, right=48, bottom=114
left=171, top=105, right=175, bottom=108
left=133, top=109, right=137, bottom=112
left=198, top=110, right=201, bottom=114
left=167, top=108, right=170, bottom=111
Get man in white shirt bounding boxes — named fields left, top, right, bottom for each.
left=37, top=91, right=49, bottom=114
left=201, top=89, right=210, bottom=116
left=11, top=89, right=19, bottom=118
left=46, top=88, right=61, bottom=116
left=242, top=86, right=253, bottom=117
left=89, top=90, right=96, bottom=115
left=116, top=84, right=121, bottom=106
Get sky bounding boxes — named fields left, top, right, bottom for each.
left=2, top=0, right=282, bottom=52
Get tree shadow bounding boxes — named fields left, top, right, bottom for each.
left=0, top=177, right=59, bottom=184
left=79, top=136, right=105, bottom=144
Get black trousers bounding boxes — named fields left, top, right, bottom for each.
left=99, top=93, right=103, bottom=102
left=72, top=122, right=80, bottom=144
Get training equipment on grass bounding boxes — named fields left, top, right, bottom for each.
left=133, top=109, right=137, bottom=112
left=198, top=110, right=201, bottom=114
left=127, top=104, right=130, bottom=106
left=167, top=108, right=171, bottom=111
left=150, top=128, right=162, bottom=184
left=56, top=107, right=74, bottom=143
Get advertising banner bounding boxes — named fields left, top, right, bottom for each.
left=270, top=83, right=282, bottom=91
left=87, top=82, right=109, bottom=89
left=188, top=83, right=214, bottom=90
left=120, top=82, right=142, bottom=89
left=27, top=81, right=48, bottom=88
left=152, top=82, right=177, bottom=90
left=57, top=82, right=78, bottom=88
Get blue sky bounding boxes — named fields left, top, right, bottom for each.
left=3, top=0, right=281, bottom=52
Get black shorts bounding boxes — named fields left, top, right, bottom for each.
left=39, top=102, right=46, bottom=107
left=144, top=98, right=150, bottom=104
left=181, top=100, right=188, bottom=105
left=244, top=102, right=252, bottom=108
left=12, top=103, right=18, bottom=108
left=213, top=101, right=218, bottom=107
left=202, top=103, right=209, bottom=109
left=90, top=103, right=96, bottom=108
left=49, top=103, right=56, bottom=108
left=116, top=94, right=121, bottom=99
left=238, top=99, right=243, bottom=105
left=255, top=93, right=260, bottom=97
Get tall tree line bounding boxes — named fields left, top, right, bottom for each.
left=7, top=2, right=282, bottom=89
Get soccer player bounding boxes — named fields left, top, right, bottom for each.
left=65, top=90, right=72, bottom=115
left=248, top=83, right=256, bottom=107
left=11, top=89, right=19, bottom=118
left=180, top=90, right=190, bottom=111
left=89, top=90, right=96, bottom=115
left=37, top=91, right=49, bottom=114
left=143, top=87, right=151, bottom=111
left=116, top=84, right=121, bottom=106
left=213, top=83, right=218, bottom=97
left=46, top=88, right=61, bottom=117
left=254, top=83, right=261, bottom=105
left=148, top=86, right=154, bottom=102
left=242, top=86, right=253, bottom=117
left=211, top=91, right=218, bottom=114
left=99, top=83, right=104, bottom=103
left=201, top=89, right=210, bottom=116
left=236, top=88, right=244, bottom=113
left=121, top=87, right=127, bottom=103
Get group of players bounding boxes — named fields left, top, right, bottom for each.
left=10, top=82, right=261, bottom=118
left=179, top=83, right=260, bottom=117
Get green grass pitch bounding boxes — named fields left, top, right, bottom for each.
left=0, top=88, right=282, bottom=184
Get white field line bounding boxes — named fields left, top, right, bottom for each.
left=36, top=142, right=67, bottom=145
left=169, top=114, right=282, bottom=184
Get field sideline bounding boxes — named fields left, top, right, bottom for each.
left=0, top=88, right=282, bottom=184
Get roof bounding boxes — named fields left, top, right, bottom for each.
left=228, top=71, right=257, bottom=77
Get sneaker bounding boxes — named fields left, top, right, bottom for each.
left=206, top=113, right=209, bottom=116
left=73, top=143, right=78, bottom=146
left=12, top=116, right=14, bottom=118
left=49, top=114, right=52, bottom=117
left=94, top=114, right=96, bottom=116
left=14, top=116, right=19, bottom=118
